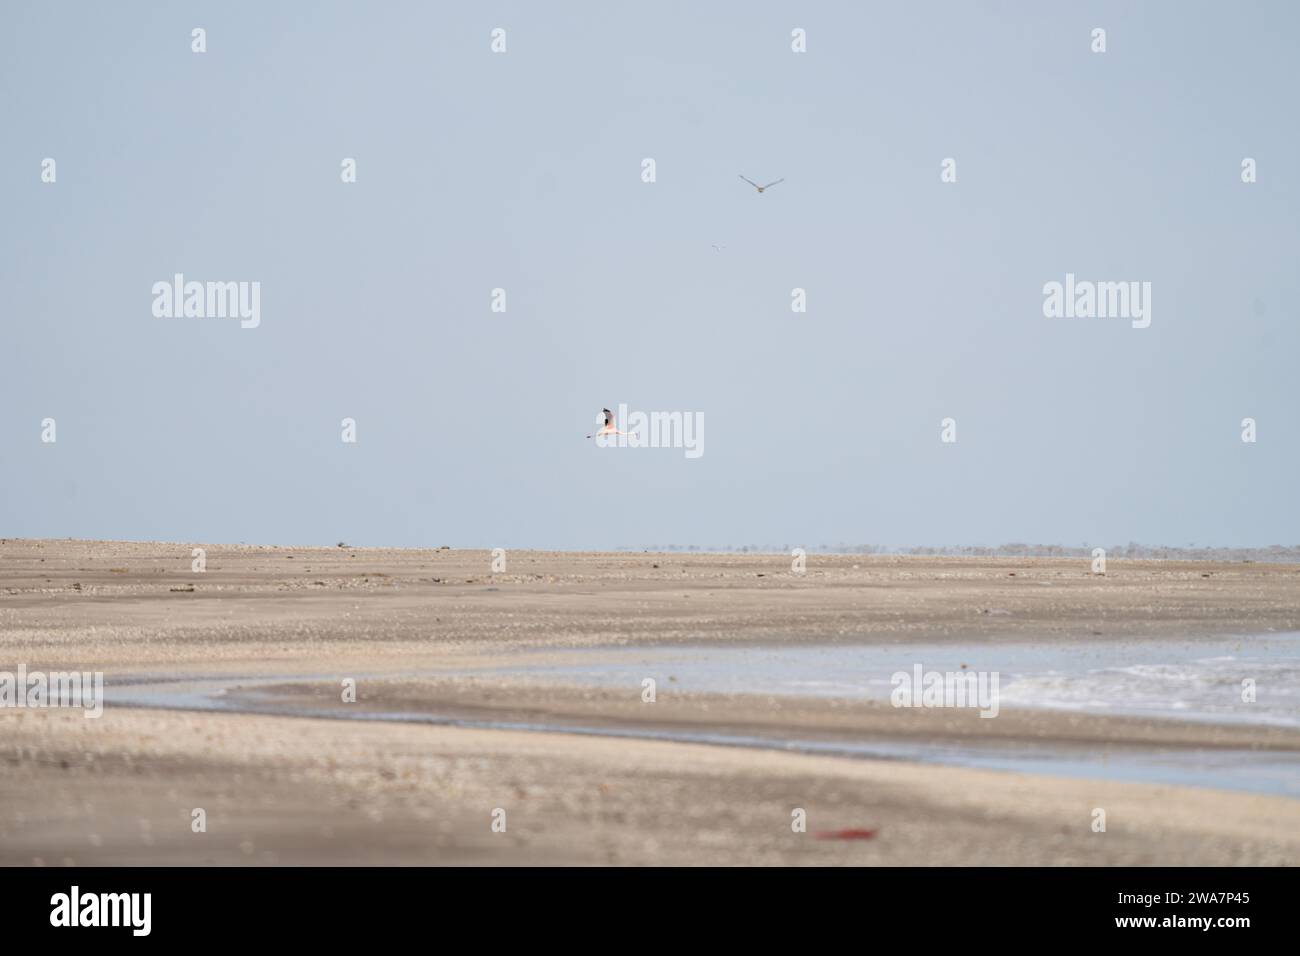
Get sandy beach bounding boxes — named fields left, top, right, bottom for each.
left=2, top=538, right=1299, bottom=865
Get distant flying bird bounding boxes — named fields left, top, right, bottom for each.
left=587, top=408, right=627, bottom=439
left=739, top=175, right=784, bottom=194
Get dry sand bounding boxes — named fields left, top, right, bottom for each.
left=2, top=538, right=1299, bottom=865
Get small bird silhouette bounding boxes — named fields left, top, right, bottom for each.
left=739, top=175, right=785, bottom=194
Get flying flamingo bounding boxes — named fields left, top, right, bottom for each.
left=739, top=175, right=785, bottom=194
left=587, top=408, right=628, bottom=440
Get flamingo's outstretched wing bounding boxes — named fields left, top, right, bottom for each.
left=739, top=175, right=761, bottom=190
left=603, top=408, right=615, bottom=428
left=761, top=178, right=785, bottom=190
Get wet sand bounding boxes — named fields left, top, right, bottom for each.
left=2, top=539, right=1299, bottom=865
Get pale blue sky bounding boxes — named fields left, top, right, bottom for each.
left=2, top=2, right=1297, bottom=550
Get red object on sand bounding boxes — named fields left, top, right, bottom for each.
left=814, top=828, right=878, bottom=840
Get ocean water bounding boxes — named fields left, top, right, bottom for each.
left=98, top=633, right=1300, bottom=797
left=493, top=633, right=1300, bottom=727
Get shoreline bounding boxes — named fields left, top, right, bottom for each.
left=3, top=539, right=1299, bottom=864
